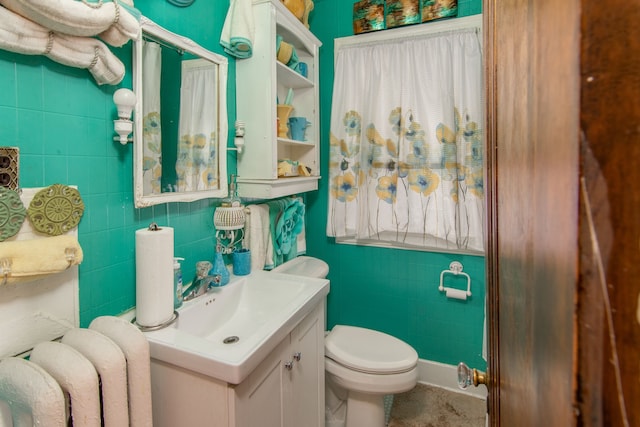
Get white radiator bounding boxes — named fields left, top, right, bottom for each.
left=0, top=316, right=153, bottom=427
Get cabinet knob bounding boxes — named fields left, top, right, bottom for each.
left=284, top=361, right=294, bottom=370
left=293, top=352, right=302, bottom=361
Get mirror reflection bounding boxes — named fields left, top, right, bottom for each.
left=133, top=17, right=228, bottom=207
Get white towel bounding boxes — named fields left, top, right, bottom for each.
left=244, top=204, right=275, bottom=271
left=297, top=225, right=306, bottom=255
left=0, top=0, right=141, bottom=47
left=0, top=6, right=125, bottom=85
left=219, top=0, right=254, bottom=59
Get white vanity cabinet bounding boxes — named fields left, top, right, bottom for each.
left=236, top=0, right=322, bottom=199
left=149, top=301, right=325, bottom=427
left=232, top=302, right=325, bottom=427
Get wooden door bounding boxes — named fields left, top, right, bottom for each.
left=577, top=0, right=640, bottom=425
left=485, top=0, right=640, bottom=425
left=484, top=0, right=581, bottom=425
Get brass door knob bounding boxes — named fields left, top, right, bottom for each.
left=457, top=362, right=488, bottom=389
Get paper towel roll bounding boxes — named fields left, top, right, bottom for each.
left=445, top=288, right=468, bottom=301
left=135, top=225, right=174, bottom=327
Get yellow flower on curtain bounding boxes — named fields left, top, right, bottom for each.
left=466, top=167, right=484, bottom=198
left=376, top=174, right=398, bottom=204
left=344, top=110, right=362, bottom=136
left=389, top=107, right=404, bottom=136
left=193, top=133, right=207, bottom=149
left=436, top=121, right=458, bottom=180
left=408, top=168, right=440, bottom=197
left=201, top=168, right=218, bottom=188
left=330, top=172, right=358, bottom=202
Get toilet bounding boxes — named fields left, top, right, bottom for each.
left=271, top=256, right=418, bottom=427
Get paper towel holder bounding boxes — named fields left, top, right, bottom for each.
left=438, top=261, right=471, bottom=297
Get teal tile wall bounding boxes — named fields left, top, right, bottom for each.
left=306, top=0, right=486, bottom=368
left=0, top=0, right=484, bottom=369
left=0, top=0, right=236, bottom=326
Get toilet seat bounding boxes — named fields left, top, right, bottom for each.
left=325, top=325, right=418, bottom=374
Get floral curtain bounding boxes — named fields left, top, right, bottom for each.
left=141, top=40, right=162, bottom=194
left=176, top=58, right=219, bottom=192
left=327, top=29, right=484, bottom=253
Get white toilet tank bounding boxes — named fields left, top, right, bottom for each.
left=270, top=256, right=329, bottom=279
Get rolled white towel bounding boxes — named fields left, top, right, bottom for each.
left=0, top=6, right=125, bottom=85
left=0, top=0, right=141, bottom=47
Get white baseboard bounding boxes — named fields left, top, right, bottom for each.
left=417, top=359, right=488, bottom=400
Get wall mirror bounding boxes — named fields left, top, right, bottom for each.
left=133, top=16, right=228, bottom=207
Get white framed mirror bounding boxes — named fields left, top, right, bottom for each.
left=133, top=16, right=228, bottom=207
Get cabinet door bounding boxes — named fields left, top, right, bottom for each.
left=288, top=304, right=325, bottom=427
left=233, top=338, right=289, bottom=427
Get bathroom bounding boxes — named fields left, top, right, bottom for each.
left=5, top=0, right=635, bottom=425
left=0, top=0, right=484, bottom=423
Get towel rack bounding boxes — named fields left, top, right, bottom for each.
left=438, top=261, right=472, bottom=297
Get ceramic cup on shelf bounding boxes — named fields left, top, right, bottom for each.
left=298, top=62, right=308, bottom=78
left=277, top=104, right=294, bottom=138
left=288, top=117, right=310, bottom=141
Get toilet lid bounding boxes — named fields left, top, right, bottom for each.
left=325, top=325, right=418, bottom=374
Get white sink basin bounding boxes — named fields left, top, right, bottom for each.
left=143, top=270, right=329, bottom=384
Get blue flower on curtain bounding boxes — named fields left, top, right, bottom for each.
left=142, top=111, right=162, bottom=194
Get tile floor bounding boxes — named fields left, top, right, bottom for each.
left=387, top=383, right=486, bottom=427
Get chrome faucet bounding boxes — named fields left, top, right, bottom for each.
left=182, top=261, right=221, bottom=301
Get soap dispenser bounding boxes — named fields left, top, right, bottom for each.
left=212, top=243, right=230, bottom=286
left=173, top=257, right=184, bottom=308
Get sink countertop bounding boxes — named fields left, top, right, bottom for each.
left=143, top=270, right=329, bottom=384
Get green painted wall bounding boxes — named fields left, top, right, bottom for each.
left=0, top=0, right=484, bottom=369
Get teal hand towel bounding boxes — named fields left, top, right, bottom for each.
left=220, top=0, right=255, bottom=59
left=267, top=198, right=305, bottom=267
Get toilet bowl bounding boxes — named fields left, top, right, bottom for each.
left=271, top=256, right=419, bottom=427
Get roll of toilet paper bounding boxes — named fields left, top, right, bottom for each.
left=445, top=288, right=468, bottom=301
left=135, top=225, right=174, bottom=327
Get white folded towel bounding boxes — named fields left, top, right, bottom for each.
left=244, top=204, right=275, bottom=271
left=297, top=225, right=306, bottom=255
left=220, top=0, right=254, bottom=59
left=0, top=6, right=125, bottom=85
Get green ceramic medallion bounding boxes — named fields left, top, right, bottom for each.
left=0, top=187, right=26, bottom=241
left=27, top=184, right=85, bottom=236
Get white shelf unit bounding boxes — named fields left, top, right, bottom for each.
left=236, top=0, right=322, bottom=199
